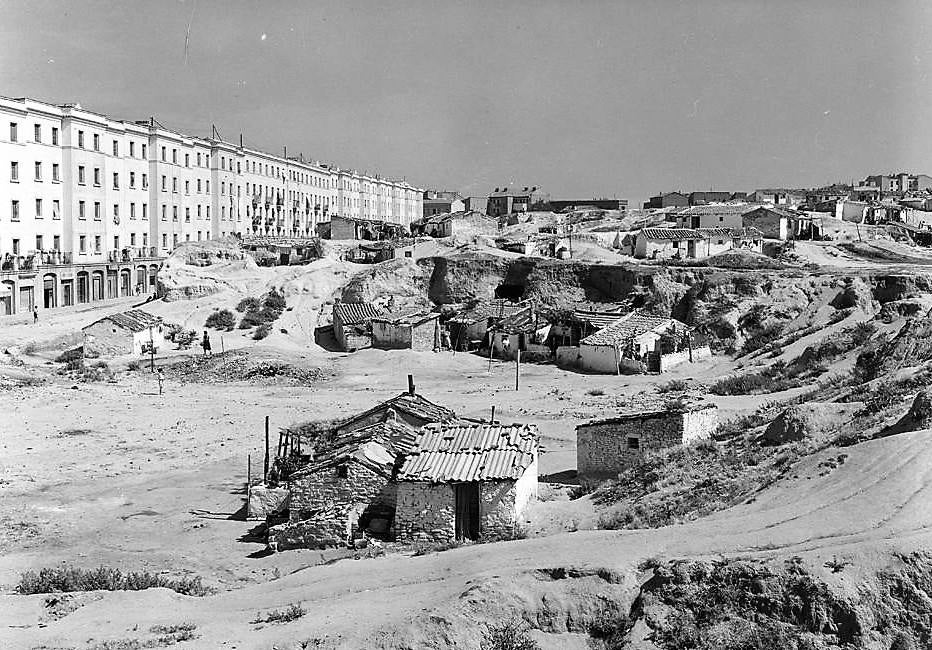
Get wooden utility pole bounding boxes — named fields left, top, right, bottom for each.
left=263, top=416, right=270, bottom=482
left=246, top=454, right=252, bottom=508
left=488, top=339, right=494, bottom=373
left=515, top=348, right=521, bottom=390
left=490, top=405, right=496, bottom=424
left=149, top=327, right=155, bottom=372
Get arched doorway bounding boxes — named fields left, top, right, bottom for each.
left=148, top=264, right=159, bottom=291
left=91, top=270, right=104, bottom=301
left=76, top=272, right=89, bottom=304
left=0, top=279, right=14, bottom=315
left=42, top=273, right=57, bottom=308
left=120, top=269, right=131, bottom=297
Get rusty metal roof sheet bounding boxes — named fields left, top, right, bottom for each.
left=397, top=422, right=538, bottom=482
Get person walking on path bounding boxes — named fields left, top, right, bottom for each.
left=32, top=305, right=38, bottom=324
left=202, top=330, right=212, bottom=357
left=157, top=368, right=164, bottom=395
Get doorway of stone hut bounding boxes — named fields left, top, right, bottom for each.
left=454, top=482, right=480, bottom=541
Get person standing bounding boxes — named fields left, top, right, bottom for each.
left=32, top=305, right=38, bottom=324
left=202, top=330, right=212, bottom=357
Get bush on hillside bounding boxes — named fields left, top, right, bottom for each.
left=253, top=323, right=272, bottom=340
left=235, top=296, right=261, bottom=313
left=205, top=309, right=235, bottom=331
left=480, top=619, right=540, bottom=650
left=16, top=566, right=209, bottom=596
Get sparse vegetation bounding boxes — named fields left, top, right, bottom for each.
left=238, top=288, right=286, bottom=330
left=480, top=619, right=541, bottom=650
left=657, top=378, right=689, bottom=393
left=253, top=323, right=272, bottom=340
left=86, top=623, right=198, bottom=649
left=55, top=347, right=84, bottom=363
left=252, top=602, right=307, bottom=624
left=235, top=296, right=262, bottom=313
left=411, top=539, right=465, bottom=556
left=16, top=566, right=210, bottom=596
left=205, top=308, right=236, bottom=331
left=587, top=388, right=606, bottom=396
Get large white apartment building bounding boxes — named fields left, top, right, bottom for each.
left=0, top=96, right=423, bottom=316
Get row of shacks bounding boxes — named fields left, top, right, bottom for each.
left=258, top=378, right=539, bottom=549
left=329, top=296, right=711, bottom=375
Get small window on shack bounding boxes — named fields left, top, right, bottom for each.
left=627, top=437, right=640, bottom=450
left=336, top=464, right=348, bottom=478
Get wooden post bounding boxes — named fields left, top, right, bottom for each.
left=221, top=336, right=225, bottom=354
left=407, top=374, right=415, bottom=395
left=263, top=416, right=270, bottom=482
left=491, top=405, right=496, bottom=424
left=149, top=327, right=155, bottom=372
left=246, top=454, right=252, bottom=509
left=515, top=347, right=521, bottom=391
left=488, top=336, right=494, bottom=373
left=614, top=345, right=620, bottom=376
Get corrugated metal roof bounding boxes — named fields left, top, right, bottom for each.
left=333, top=302, right=382, bottom=326
left=85, top=309, right=161, bottom=333
left=373, top=309, right=439, bottom=327
left=573, top=302, right=627, bottom=329
left=449, top=299, right=531, bottom=325
left=677, top=204, right=755, bottom=216
left=489, top=306, right=536, bottom=334
left=292, top=419, right=418, bottom=478
left=640, top=227, right=706, bottom=241
left=580, top=311, right=687, bottom=347
left=397, top=422, right=538, bottom=482
left=340, top=392, right=456, bottom=432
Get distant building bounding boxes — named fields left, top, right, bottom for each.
left=371, top=309, right=440, bottom=351
left=673, top=204, right=752, bottom=229
left=414, top=211, right=498, bottom=239
left=687, top=191, right=733, bottom=205
left=863, top=173, right=932, bottom=194
left=747, top=189, right=806, bottom=207
left=329, top=214, right=408, bottom=240
left=462, top=196, right=489, bottom=213
left=545, top=199, right=628, bottom=213
left=487, top=186, right=545, bottom=217
left=394, top=421, right=539, bottom=542
left=422, top=190, right=465, bottom=219
left=643, top=192, right=689, bottom=210
left=634, top=226, right=762, bottom=260
left=742, top=206, right=794, bottom=240
left=576, top=405, right=718, bottom=483
left=82, top=309, right=164, bottom=357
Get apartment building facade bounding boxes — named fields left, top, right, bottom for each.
left=0, top=96, right=422, bottom=315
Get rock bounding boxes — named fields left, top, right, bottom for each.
left=247, top=486, right=290, bottom=520
left=886, top=389, right=932, bottom=435
left=762, top=403, right=858, bottom=446
left=831, top=277, right=876, bottom=313
left=353, top=538, right=368, bottom=549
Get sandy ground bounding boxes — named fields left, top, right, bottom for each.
left=2, top=241, right=930, bottom=648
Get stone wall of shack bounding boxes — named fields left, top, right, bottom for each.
left=577, top=408, right=718, bottom=482
left=393, top=482, right=456, bottom=543
left=272, top=461, right=395, bottom=550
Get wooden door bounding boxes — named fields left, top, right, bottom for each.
left=454, top=482, right=480, bottom=541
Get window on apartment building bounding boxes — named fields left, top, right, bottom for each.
left=161, top=205, right=166, bottom=221
left=142, top=173, right=148, bottom=188
left=35, top=199, right=42, bottom=218
left=130, top=203, right=136, bottom=219
left=12, top=238, right=20, bottom=254
left=162, top=233, right=167, bottom=248
left=79, top=235, right=86, bottom=253
left=173, top=206, right=178, bottom=221
left=185, top=207, right=190, bottom=222
left=197, top=205, right=201, bottom=218
left=237, top=162, right=241, bottom=174
left=11, top=200, right=20, bottom=221
left=113, top=235, right=119, bottom=250
left=206, top=206, right=210, bottom=219
left=52, top=163, right=60, bottom=182
left=93, top=168, right=101, bottom=186
left=197, top=231, right=201, bottom=241
left=141, top=143, right=147, bottom=158
left=205, top=154, right=209, bottom=166
left=185, top=154, right=189, bottom=167
left=221, top=156, right=225, bottom=168
left=53, top=235, right=60, bottom=250
left=221, top=182, right=225, bottom=195
left=196, top=152, right=201, bottom=166
left=113, top=173, right=119, bottom=189
left=78, top=165, right=85, bottom=184
left=161, top=146, right=166, bottom=162
left=113, top=204, right=119, bottom=219
left=130, top=233, right=136, bottom=246
left=171, top=177, right=177, bottom=192
left=222, top=206, right=226, bottom=220
left=10, top=161, right=18, bottom=182
left=52, top=200, right=60, bottom=220
left=35, top=235, right=43, bottom=250
left=129, top=141, right=135, bottom=157
left=161, top=175, right=166, bottom=191
left=51, top=127, right=59, bottom=145
left=94, top=235, right=101, bottom=253
left=78, top=130, right=84, bottom=148
left=142, top=204, right=147, bottom=219
left=142, top=232, right=148, bottom=247
left=112, top=140, right=119, bottom=156
left=173, top=234, right=178, bottom=246
left=78, top=201, right=86, bottom=219
left=197, top=178, right=202, bottom=193
left=185, top=233, right=190, bottom=242
left=10, top=122, right=18, bottom=142
left=94, top=202, right=101, bottom=220
left=129, top=171, right=135, bottom=188
left=172, top=149, right=177, bottom=164
left=205, top=180, right=210, bottom=193
left=33, top=124, right=41, bottom=142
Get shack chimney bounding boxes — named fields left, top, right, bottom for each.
left=407, top=374, right=415, bottom=395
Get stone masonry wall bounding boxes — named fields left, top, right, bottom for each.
left=411, top=319, right=436, bottom=351
left=681, top=406, right=719, bottom=444
left=289, top=462, right=392, bottom=522
left=394, top=482, right=455, bottom=543
left=480, top=480, right=517, bottom=540
left=659, top=345, right=712, bottom=372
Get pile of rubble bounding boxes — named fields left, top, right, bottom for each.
left=166, top=351, right=323, bottom=385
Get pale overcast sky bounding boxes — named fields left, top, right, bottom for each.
left=2, top=0, right=931, bottom=204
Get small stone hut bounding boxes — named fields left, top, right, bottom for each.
left=82, top=309, right=164, bottom=357
left=576, top=404, right=718, bottom=483
left=394, top=422, right=539, bottom=543
left=332, top=301, right=381, bottom=352
left=270, top=420, right=417, bottom=550
left=371, top=309, right=440, bottom=351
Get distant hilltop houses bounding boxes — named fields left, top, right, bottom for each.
left=421, top=186, right=627, bottom=221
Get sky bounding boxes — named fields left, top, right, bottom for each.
left=2, top=0, right=931, bottom=206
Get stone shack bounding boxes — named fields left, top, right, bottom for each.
left=82, top=309, right=164, bottom=357
left=270, top=420, right=417, bottom=550
left=371, top=309, right=440, bottom=351
left=394, top=422, right=539, bottom=543
left=332, top=301, right=381, bottom=352
left=576, top=405, right=718, bottom=484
